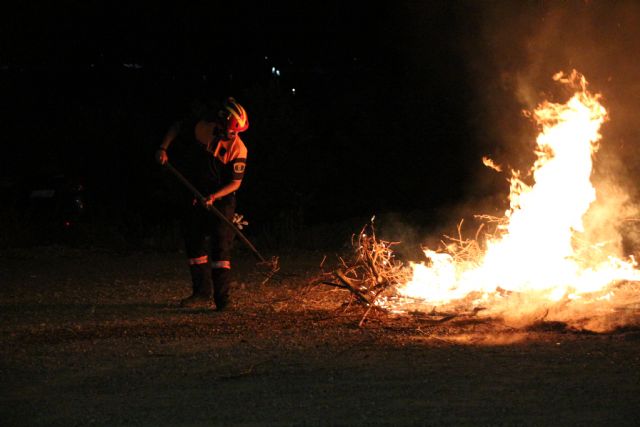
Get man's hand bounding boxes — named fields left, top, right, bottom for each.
left=155, top=148, right=168, bottom=165
left=205, top=194, right=217, bottom=206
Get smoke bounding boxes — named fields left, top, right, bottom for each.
left=462, top=0, right=640, bottom=189
left=582, top=177, right=639, bottom=261
left=384, top=3, right=640, bottom=332
left=482, top=285, right=640, bottom=333
left=456, top=0, right=640, bottom=253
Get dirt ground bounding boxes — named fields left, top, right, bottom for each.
left=2, top=246, right=640, bottom=426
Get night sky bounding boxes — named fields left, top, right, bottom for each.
left=2, top=1, right=640, bottom=249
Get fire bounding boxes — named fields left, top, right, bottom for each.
left=482, top=156, right=502, bottom=172
left=395, top=71, right=640, bottom=321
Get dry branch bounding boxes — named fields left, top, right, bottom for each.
left=318, top=220, right=412, bottom=326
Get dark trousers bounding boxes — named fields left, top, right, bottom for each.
left=181, top=195, right=236, bottom=302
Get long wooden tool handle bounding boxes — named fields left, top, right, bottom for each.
left=164, top=161, right=266, bottom=263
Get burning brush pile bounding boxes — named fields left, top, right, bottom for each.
left=322, top=70, right=640, bottom=331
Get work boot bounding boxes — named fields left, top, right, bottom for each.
left=181, top=263, right=213, bottom=308
left=212, top=268, right=232, bottom=311
left=215, top=295, right=231, bottom=311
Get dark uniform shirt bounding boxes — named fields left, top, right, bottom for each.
left=170, top=119, right=247, bottom=201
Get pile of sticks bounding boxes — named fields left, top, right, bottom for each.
left=318, top=217, right=504, bottom=326
left=321, top=220, right=412, bottom=326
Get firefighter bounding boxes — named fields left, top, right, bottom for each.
left=155, top=97, right=249, bottom=310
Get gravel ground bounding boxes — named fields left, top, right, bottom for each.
left=2, top=247, right=640, bottom=426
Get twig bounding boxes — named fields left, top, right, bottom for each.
left=358, top=289, right=388, bottom=327
left=321, top=276, right=370, bottom=305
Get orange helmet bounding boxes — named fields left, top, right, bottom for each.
left=223, top=97, right=249, bottom=132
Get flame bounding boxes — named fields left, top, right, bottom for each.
left=482, top=156, right=502, bottom=172
left=395, top=71, right=640, bottom=320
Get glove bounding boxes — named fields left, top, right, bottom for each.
left=233, top=213, right=248, bottom=229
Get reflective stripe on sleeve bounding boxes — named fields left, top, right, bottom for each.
left=188, top=255, right=209, bottom=265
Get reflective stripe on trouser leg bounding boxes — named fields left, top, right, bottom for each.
left=188, top=255, right=209, bottom=265
left=211, top=260, right=231, bottom=269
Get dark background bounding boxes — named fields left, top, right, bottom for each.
left=1, top=1, right=640, bottom=252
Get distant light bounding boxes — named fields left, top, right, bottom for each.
left=271, top=66, right=276, bottom=73
left=276, top=69, right=280, bottom=76
left=291, top=88, right=296, bottom=95
left=265, top=56, right=269, bottom=60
